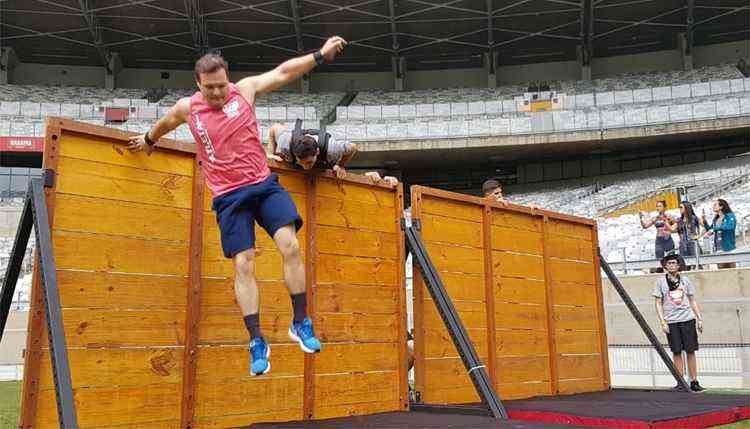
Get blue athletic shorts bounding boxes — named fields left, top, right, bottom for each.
left=211, top=173, right=303, bottom=258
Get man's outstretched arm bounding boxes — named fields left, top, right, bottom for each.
left=237, top=36, right=346, bottom=103
left=128, top=97, right=190, bottom=155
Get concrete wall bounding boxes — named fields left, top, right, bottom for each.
left=499, top=60, right=581, bottom=84
left=602, top=268, right=750, bottom=345
left=694, top=40, right=750, bottom=67
left=0, top=311, right=27, bottom=365
left=11, top=63, right=104, bottom=87
left=592, top=50, right=683, bottom=78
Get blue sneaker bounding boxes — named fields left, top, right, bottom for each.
left=289, top=317, right=321, bottom=353
left=249, top=337, right=270, bottom=376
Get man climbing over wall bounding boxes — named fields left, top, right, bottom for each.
left=267, top=121, right=399, bottom=186
left=127, top=36, right=347, bottom=376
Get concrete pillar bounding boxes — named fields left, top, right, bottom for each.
left=392, top=55, right=405, bottom=91
left=0, top=47, right=19, bottom=84
left=301, top=74, right=310, bottom=94
left=678, top=33, right=693, bottom=71
left=485, top=51, right=498, bottom=88
left=577, top=45, right=592, bottom=81
left=104, top=52, right=123, bottom=90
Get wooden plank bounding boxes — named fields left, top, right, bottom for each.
left=483, top=205, right=497, bottom=386
left=40, top=309, right=185, bottom=347
left=546, top=233, right=594, bottom=261
left=316, top=225, right=399, bottom=259
left=496, top=381, right=552, bottom=400
left=546, top=218, right=593, bottom=241
left=316, top=254, right=398, bottom=286
left=194, top=376, right=303, bottom=417
left=423, top=299, right=487, bottom=329
left=53, top=229, right=189, bottom=276
left=58, top=132, right=194, bottom=176
left=35, top=383, right=181, bottom=428
left=550, top=280, right=598, bottom=307
left=496, top=355, right=551, bottom=383
left=196, top=345, right=304, bottom=383
left=422, top=213, right=482, bottom=247
left=56, top=270, right=188, bottom=309
left=492, top=251, right=545, bottom=280
left=315, top=195, right=396, bottom=233
left=435, top=272, right=486, bottom=302
left=423, top=358, right=482, bottom=393
left=411, top=189, right=427, bottom=400
left=313, top=371, right=399, bottom=407
left=195, top=410, right=304, bottom=429
left=56, top=156, right=193, bottom=209
left=423, top=327, right=489, bottom=358
left=553, top=305, right=599, bottom=331
left=557, top=378, right=607, bottom=395
left=181, top=156, right=203, bottom=429
left=315, top=343, right=399, bottom=374
left=592, top=226, right=611, bottom=389
left=554, top=330, right=602, bottom=355
left=202, top=244, right=284, bottom=279
left=21, top=124, right=60, bottom=429
left=421, top=196, right=482, bottom=222
left=198, top=310, right=293, bottom=345
left=496, top=329, right=550, bottom=357
left=53, top=193, right=191, bottom=242
left=395, top=183, right=409, bottom=411
left=425, top=242, right=484, bottom=275
left=492, top=209, right=542, bottom=233
left=423, top=385, right=480, bottom=404
left=38, top=348, right=184, bottom=389
left=200, top=278, right=288, bottom=311
left=304, top=174, right=316, bottom=420
left=491, top=225, right=543, bottom=255
left=548, top=259, right=595, bottom=285
left=557, top=354, right=604, bottom=380
left=201, top=172, right=308, bottom=211
left=495, top=303, right=548, bottom=331
left=313, top=400, right=402, bottom=421
left=316, top=178, right=395, bottom=207
left=315, top=312, right=399, bottom=343
left=315, top=283, right=399, bottom=314
left=542, top=217, right=559, bottom=394
left=494, top=277, right=546, bottom=305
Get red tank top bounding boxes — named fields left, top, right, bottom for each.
left=187, top=83, right=270, bottom=197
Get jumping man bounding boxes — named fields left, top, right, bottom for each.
left=128, top=36, right=347, bottom=376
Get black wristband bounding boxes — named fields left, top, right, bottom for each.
left=314, top=50, right=324, bottom=66
left=144, top=130, right=156, bottom=146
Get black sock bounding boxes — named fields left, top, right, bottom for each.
left=243, top=313, right=262, bottom=339
left=291, top=292, right=307, bottom=323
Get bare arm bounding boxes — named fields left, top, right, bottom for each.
left=335, top=143, right=358, bottom=168
left=236, top=36, right=346, bottom=103
left=640, top=213, right=655, bottom=229
left=688, top=295, right=703, bottom=331
left=128, top=97, right=189, bottom=154
left=267, top=123, right=287, bottom=157
left=655, top=297, right=669, bottom=334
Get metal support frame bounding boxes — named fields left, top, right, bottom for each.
left=78, top=0, right=112, bottom=69
left=404, top=223, right=507, bottom=420
left=598, top=249, right=691, bottom=392
left=0, top=179, right=79, bottom=428
left=185, top=0, right=210, bottom=55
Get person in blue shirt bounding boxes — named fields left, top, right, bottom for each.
left=701, top=199, right=737, bottom=269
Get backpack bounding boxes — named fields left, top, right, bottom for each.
left=289, top=118, right=332, bottom=170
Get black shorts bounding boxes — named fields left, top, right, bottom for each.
left=212, top=173, right=303, bottom=258
left=666, top=319, right=699, bottom=354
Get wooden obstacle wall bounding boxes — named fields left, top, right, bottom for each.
left=411, top=186, right=610, bottom=404
left=20, top=118, right=407, bottom=428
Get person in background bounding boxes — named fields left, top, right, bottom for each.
left=654, top=252, right=705, bottom=392
left=701, top=198, right=737, bottom=269
left=669, top=201, right=701, bottom=270
left=482, top=179, right=538, bottom=209
left=640, top=200, right=676, bottom=272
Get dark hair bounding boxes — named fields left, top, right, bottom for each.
left=713, top=198, right=733, bottom=222
left=482, top=179, right=501, bottom=196
left=680, top=201, right=696, bottom=221
left=656, top=200, right=667, bottom=208
left=290, top=135, right=318, bottom=159
left=194, top=53, right=228, bottom=82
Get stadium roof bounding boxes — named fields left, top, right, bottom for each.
left=1, top=0, right=747, bottom=72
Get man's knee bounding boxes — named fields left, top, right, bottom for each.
left=233, top=248, right=256, bottom=277
left=275, top=227, right=302, bottom=260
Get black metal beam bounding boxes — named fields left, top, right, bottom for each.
left=78, top=0, right=112, bottom=69
left=290, top=0, right=304, bottom=54
left=404, top=223, right=507, bottom=420
left=388, top=0, right=399, bottom=52
left=185, top=0, right=209, bottom=55
left=0, top=191, right=33, bottom=342
left=686, top=0, right=694, bottom=55
left=581, top=0, right=593, bottom=65
left=30, top=178, right=79, bottom=428
left=598, top=249, right=691, bottom=392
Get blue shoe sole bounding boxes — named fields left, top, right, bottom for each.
left=288, top=327, right=320, bottom=354
left=250, top=343, right=271, bottom=376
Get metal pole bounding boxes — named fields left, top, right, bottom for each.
left=599, top=249, right=691, bottom=391
left=0, top=192, right=33, bottom=342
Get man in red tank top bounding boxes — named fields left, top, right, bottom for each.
left=128, top=36, right=346, bottom=376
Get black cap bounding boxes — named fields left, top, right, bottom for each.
left=661, top=251, right=683, bottom=267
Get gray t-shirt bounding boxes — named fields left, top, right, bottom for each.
left=275, top=130, right=347, bottom=166
left=653, top=275, right=696, bottom=323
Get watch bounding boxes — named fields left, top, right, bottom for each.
left=314, top=50, right=325, bottom=66
left=144, top=130, right=156, bottom=146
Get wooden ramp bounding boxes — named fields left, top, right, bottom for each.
left=18, top=118, right=408, bottom=428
